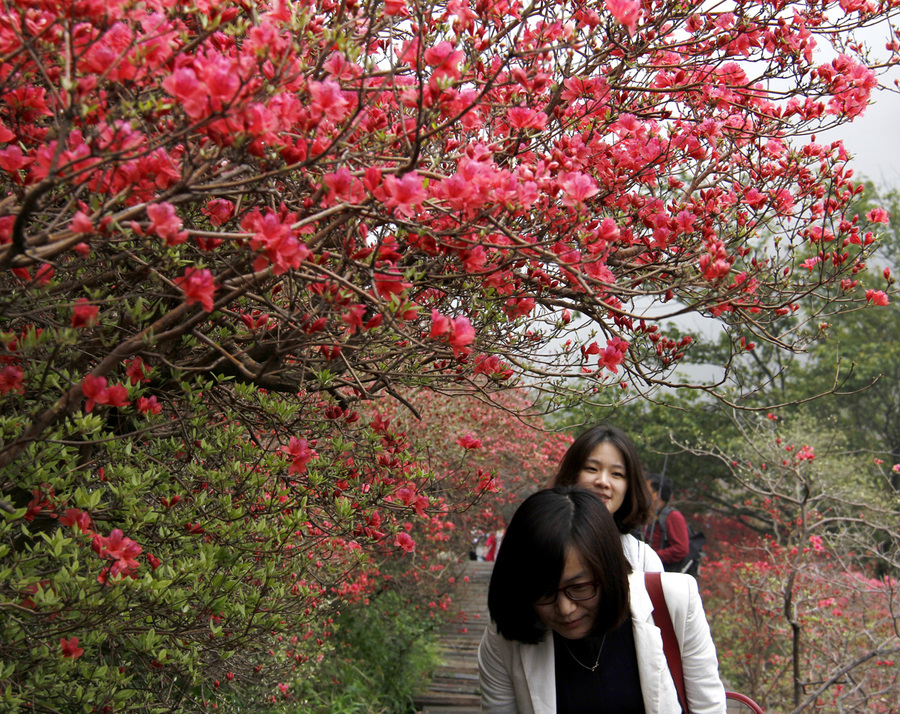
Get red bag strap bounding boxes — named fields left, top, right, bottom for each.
left=645, top=573, right=766, bottom=713
left=644, top=572, right=689, bottom=714
left=726, top=691, right=765, bottom=713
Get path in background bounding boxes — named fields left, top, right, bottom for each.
left=414, top=560, right=493, bottom=714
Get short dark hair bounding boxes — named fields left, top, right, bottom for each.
left=551, top=425, right=652, bottom=532
left=646, top=473, right=672, bottom=502
left=487, top=487, right=631, bottom=644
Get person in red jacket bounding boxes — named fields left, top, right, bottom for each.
left=643, top=474, right=690, bottom=570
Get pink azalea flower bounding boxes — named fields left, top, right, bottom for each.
left=342, top=304, right=366, bottom=334
left=424, top=41, right=465, bottom=81
left=105, top=383, right=129, bottom=407
left=309, top=78, right=351, bottom=123
left=559, top=171, right=599, bottom=207
left=505, top=297, right=535, bottom=320
left=243, top=208, right=311, bottom=275
left=81, top=376, right=130, bottom=412
left=462, top=245, right=487, bottom=272
left=866, top=207, right=890, bottom=224
left=606, top=0, right=641, bottom=35
left=597, top=218, right=621, bottom=242
left=323, top=167, right=365, bottom=205
left=797, top=445, right=815, bottom=461
left=394, top=532, right=415, bottom=553
left=674, top=210, right=696, bottom=234
left=382, top=173, right=426, bottom=217
left=137, top=395, right=162, bottom=415
left=473, top=355, right=513, bottom=380
left=430, top=309, right=451, bottom=338
left=865, top=289, right=889, bottom=306
left=0, top=365, right=25, bottom=395
left=60, top=637, right=84, bottom=660
left=70, top=211, right=94, bottom=234
left=373, top=264, right=413, bottom=298
left=71, top=298, right=99, bottom=328
left=456, top=433, right=482, bottom=450
left=801, top=256, right=822, bottom=271
left=0, top=215, right=15, bottom=243
left=31, top=264, right=54, bottom=286
left=174, top=267, right=216, bottom=312
left=93, top=528, right=143, bottom=583
left=82, top=375, right=109, bottom=413
left=598, top=337, right=629, bottom=373
left=147, top=202, right=188, bottom=246
left=448, top=315, right=476, bottom=357
left=0, top=144, right=33, bottom=172
left=203, top=198, right=234, bottom=227
left=281, top=436, right=318, bottom=474
left=383, top=0, right=408, bottom=15
left=0, top=119, right=14, bottom=143
left=506, top=106, right=547, bottom=131
left=168, top=51, right=206, bottom=95
left=125, top=357, right=150, bottom=386
left=60, top=508, right=92, bottom=534
left=399, top=37, right=420, bottom=67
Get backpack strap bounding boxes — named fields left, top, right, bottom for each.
left=656, top=505, right=674, bottom=549
left=644, top=572, right=689, bottom=714
left=644, top=505, right=672, bottom=546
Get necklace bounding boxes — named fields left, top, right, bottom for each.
left=565, top=632, right=607, bottom=672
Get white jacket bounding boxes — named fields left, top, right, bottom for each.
left=622, top=532, right=664, bottom=573
left=478, top=571, right=726, bottom=714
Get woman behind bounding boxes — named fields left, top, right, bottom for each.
left=552, top=425, right=663, bottom=573
left=478, top=487, right=725, bottom=713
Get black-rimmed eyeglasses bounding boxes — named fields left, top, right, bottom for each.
left=533, top=582, right=598, bottom=606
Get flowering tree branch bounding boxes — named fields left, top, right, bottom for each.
left=2, top=0, right=900, bottom=708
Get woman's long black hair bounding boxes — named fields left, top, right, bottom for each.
left=487, top=487, right=630, bottom=644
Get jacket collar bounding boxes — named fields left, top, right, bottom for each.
left=630, top=570, right=655, bottom=622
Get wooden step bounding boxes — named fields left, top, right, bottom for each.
left=414, top=561, right=493, bottom=713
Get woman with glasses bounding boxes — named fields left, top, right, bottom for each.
left=478, top=487, right=725, bottom=713
left=551, top=425, right=663, bottom=573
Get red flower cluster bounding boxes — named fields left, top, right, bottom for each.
left=81, top=375, right=130, bottom=413
left=174, top=267, right=217, bottom=312
left=430, top=311, right=476, bottom=357
left=92, top=529, right=143, bottom=584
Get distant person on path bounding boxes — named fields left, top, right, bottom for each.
left=484, top=529, right=503, bottom=562
left=644, top=474, right=690, bottom=571
left=552, top=425, right=663, bottom=573
left=478, top=487, right=726, bottom=713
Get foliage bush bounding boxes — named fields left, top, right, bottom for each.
left=697, top=415, right=900, bottom=712
left=0, top=375, right=467, bottom=711
left=705, top=548, right=900, bottom=712
left=293, top=588, right=441, bottom=714
left=3, top=0, right=900, bottom=710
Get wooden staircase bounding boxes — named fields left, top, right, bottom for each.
left=414, top=561, right=493, bottom=713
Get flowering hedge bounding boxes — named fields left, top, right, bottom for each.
left=2, top=0, right=899, bottom=709
left=1, top=383, right=476, bottom=710
left=697, top=416, right=900, bottom=712
left=705, top=541, right=900, bottom=712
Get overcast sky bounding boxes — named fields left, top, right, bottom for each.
left=826, top=85, right=900, bottom=187
left=818, top=17, right=900, bottom=187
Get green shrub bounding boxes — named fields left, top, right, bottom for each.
left=291, top=589, right=441, bottom=714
